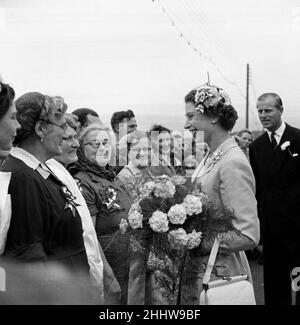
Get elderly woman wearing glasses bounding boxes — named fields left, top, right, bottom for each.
left=0, top=92, right=102, bottom=303
left=69, top=123, right=132, bottom=305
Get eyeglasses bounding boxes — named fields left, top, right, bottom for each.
left=84, top=139, right=110, bottom=149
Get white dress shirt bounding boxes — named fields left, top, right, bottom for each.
left=266, top=122, right=286, bottom=145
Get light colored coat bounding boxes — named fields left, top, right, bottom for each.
left=180, top=137, right=260, bottom=305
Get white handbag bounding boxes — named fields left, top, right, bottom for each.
left=199, top=238, right=256, bottom=305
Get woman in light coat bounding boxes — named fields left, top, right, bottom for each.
left=180, top=84, right=260, bottom=304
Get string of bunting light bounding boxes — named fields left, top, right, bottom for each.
left=180, top=0, right=236, bottom=66
left=152, top=0, right=246, bottom=99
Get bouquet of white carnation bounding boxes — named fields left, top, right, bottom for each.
left=120, top=174, right=210, bottom=304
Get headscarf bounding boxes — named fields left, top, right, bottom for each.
left=68, top=142, right=116, bottom=182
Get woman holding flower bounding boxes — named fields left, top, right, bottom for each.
left=180, top=84, right=260, bottom=304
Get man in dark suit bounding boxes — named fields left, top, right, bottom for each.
left=249, top=93, right=300, bottom=305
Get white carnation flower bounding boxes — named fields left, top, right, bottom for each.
left=167, top=204, right=187, bottom=225
left=149, top=210, right=169, bottom=233
left=142, top=181, right=155, bottom=196
left=182, top=194, right=203, bottom=216
left=281, top=141, right=290, bottom=151
left=129, top=201, right=142, bottom=214
left=171, top=175, right=186, bottom=186
left=153, top=179, right=176, bottom=199
left=187, top=230, right=202, bottom=249
left=168, top=228, right=188, bottom=248
left=128, top=209, right=143, bottom=229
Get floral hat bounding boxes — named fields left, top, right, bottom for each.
left=194, top=83, right=231, bottom=114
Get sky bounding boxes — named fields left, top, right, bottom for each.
left=0, top=0, right=300, bottom=131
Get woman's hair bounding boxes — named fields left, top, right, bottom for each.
left=65, top=113, right=80, bottom=132
left=14, top=92, right=67, bottom=145
left=79, top=123, right=116, bottom=166
left=184, top=89, right=198, bottom=107
left=185, top=88, right=238, bottom=131
left=0, top=82, right=15, bottom=120
left=237, top=129, right=254, bottom=138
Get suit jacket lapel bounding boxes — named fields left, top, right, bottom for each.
left=193, top=138, right=237, bottom=182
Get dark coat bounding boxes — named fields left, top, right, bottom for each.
left=249, top=124, right=300, bottom=257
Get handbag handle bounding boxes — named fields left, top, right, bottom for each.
left=202, top=238, right=220, bottom=286
left=202, top=238, right=248, bottom=287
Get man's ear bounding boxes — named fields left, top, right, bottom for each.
left=115, top=124, right=119, bottom=132
left=34, top=120, right=46, bottom=140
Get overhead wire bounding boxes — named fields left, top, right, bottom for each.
left=153, top=0, right=246, bottom=99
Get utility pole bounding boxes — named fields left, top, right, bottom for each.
left=246, top=63, right=249, bottom=129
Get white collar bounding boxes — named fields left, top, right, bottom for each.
left=10, top=147, right=50, bottom=179
left=266, top=122, right=286, bottom=140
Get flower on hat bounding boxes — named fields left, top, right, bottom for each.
left=194, top=84, right=231, bottom=113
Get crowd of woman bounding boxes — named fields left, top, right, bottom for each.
left=0, top=80, right=260, bottom=305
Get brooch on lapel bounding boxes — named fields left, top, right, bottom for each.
left=205, top=149, right=223, bottom=168
left=61, top=185, right=81, bottom=217
left=100, top=187, right=121, bottom=210
left=280, top=141, right=298, bottom=157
